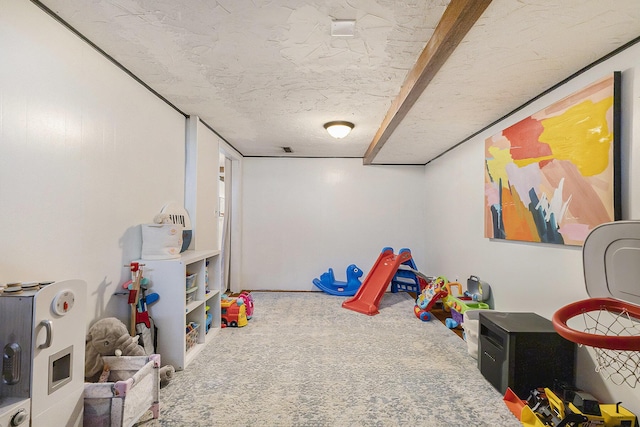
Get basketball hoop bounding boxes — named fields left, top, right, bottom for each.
left=552, top=297, right=640, bottom=387
left=551, top=221, right=640, bottom=387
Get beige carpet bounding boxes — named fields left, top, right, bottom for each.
left=136, top=291, right=520, bottom=426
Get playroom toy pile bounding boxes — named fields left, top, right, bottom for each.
left=220, top=291, right=254, bottom=328
left=312, top=247, right=491, bottom=334
left=83, top=261, right=176, bottom=426
left=313, top=247, right=639, bottom=426
left=504, top=383, right=636, bottom=427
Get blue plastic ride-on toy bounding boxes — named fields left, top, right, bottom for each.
left=313, top=264, right=363, bottom=296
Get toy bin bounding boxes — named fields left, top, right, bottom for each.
left=84, top=354, right=160, bottom=427
left=185, top=273, right=197, bottom=289
left=185, top=285, right=197, bottom=304
left=185, top=323, right=199, bottom=351
left=462, top=309, right=481, bottom=359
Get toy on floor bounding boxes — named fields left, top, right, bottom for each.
left=121, top=262, right=162, bottom=354
left=413, top=304, right=432, bottom=321
left=441, top=282, right=469, bottom=328
left=390, top=256, right=431, bottom=295
left=342, top=247, right=415, bottom=315
left=237, top=291, right=254, bottom=319
left=85, top=317, right=175, bottom=387
left=507, top=385, right=637, bottom=427
left=125, top=262, right=147, bottom=336
left=441, top=282, right=468, bottom=314
left=443, top=276, right=491, bottom=327
left=341, top=247, right=435, bottom=316
left=84, top=354, right=162, bottom=426
left=221, top=295, right=248, bottom=327
left=464, top=275, right=491, bottom=302
left=313, top=263, right=363, bottom=296
left=414, top=276, right=449, bottom=322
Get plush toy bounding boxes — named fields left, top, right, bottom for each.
left=85, top=317, right=175, bottom=387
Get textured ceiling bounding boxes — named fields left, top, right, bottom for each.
left=37, top=0, right=640, bottom=164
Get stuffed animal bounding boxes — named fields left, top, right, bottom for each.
left=85, top=317, right=175, bottom=387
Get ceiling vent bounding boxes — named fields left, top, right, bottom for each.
left=331, top=19, right=355, bottom=37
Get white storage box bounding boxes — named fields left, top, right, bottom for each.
left=463, top=310, right=503, bottom=359
left=141, top=223, right=183, bottom=260
left=462, top=310, right=481, bottom=359
left=84, top=355, right=160, bottom=427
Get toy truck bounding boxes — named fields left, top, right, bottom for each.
left=221, top=298, right=248, bottom=327
left=521, top=387, right=636, bottom=427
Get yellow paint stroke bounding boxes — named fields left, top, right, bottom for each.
left=485, top=145, right=513, bottom=188
left=536, top=96, right=613, bottom=176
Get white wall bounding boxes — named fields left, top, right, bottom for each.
left=0, top=1, right=186, bottom=324
left=423, top=41, right=640, bottom=413
left=5, top=0, right=640, bottom=413
left=241, top=158, right=426, bottom=291
left=185, top=116, right=220, bottom=251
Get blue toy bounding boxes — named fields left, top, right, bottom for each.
left=445, top=318, right=459, bottom=329
left=313, top=264, right=363, bottom=296
left=390, top=252, right=425, bottom=295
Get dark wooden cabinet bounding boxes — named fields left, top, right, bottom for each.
left=478, top=311, right=576, bottom=398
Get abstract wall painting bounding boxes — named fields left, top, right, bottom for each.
left=484, top=72, right=620, bottom=246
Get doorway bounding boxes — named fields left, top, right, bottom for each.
left=218, top=148, right=241, bottom=293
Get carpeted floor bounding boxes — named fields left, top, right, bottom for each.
left=136, top=291, right=520, bottom=426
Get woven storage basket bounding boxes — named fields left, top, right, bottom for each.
left=185, top=324, right=199, bottom=351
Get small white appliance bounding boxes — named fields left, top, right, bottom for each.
left=161, top=201, right=193, bottom=252
left=0, top=280, right=86, bottom=426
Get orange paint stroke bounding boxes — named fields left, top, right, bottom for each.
left=501, top=185, right=538, bottom=242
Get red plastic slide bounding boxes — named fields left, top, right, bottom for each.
left=342, top=248, right=412, bottom=316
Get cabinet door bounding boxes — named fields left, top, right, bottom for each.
left=479, top=334, right=506, bottom=393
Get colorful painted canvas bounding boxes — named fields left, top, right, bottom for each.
left=484, top=73, right=620, bottom=246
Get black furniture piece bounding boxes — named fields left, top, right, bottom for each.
left=478, top=311, right=576, bottom=398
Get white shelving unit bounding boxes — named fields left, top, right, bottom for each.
left=141, top=249, right=221, bottom=370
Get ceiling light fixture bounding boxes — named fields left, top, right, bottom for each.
left=324, top=121, right=354, bottom=139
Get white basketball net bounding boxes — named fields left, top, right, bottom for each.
left=577, top=307, right=640, bottom=387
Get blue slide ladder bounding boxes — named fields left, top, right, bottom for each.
left=390, top=248, right=422, bottom=294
